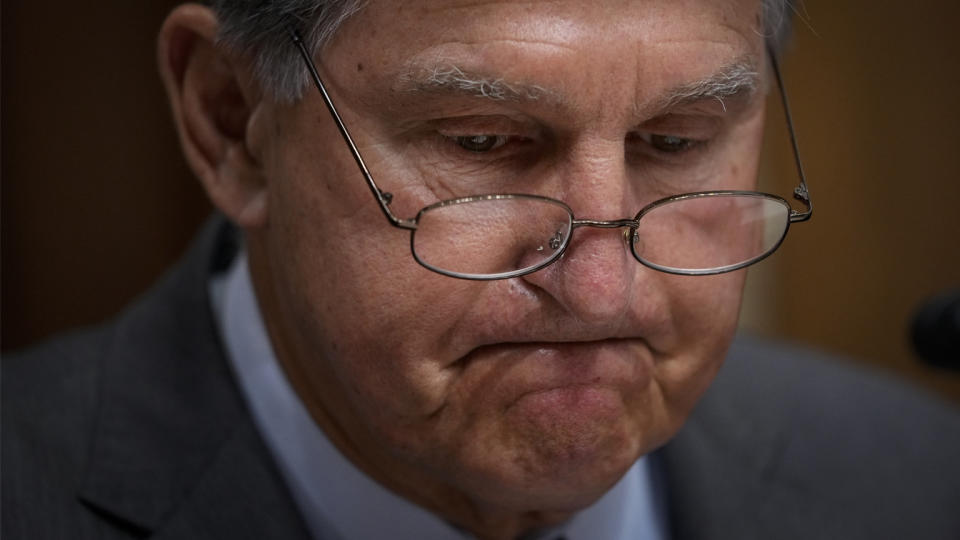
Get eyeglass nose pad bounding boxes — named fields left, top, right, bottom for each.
left=622, top=228, right=635, bottom=245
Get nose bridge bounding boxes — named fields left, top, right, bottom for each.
left=521, top=215, right=641, bottom=326
left=556, top=133, right=635, bottom=219
left=518, top=129, right=648, bottom=321
left=563, top=217, right=640, bottom=279
left=558, top=135, right=642, bottom=278
left=570, top=219, right=639, bottom=266
left=521, top=222, right=635, bottom=323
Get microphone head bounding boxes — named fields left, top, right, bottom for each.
left=910, top=290, right=960, bottom=371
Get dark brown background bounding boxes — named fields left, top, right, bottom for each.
left=3, top=2, right=959, bottom=401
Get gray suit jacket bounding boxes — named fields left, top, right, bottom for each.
left=4, top=217, right=960, bottom=539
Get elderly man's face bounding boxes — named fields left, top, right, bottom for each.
left=248, top=0, right=765, bottom=523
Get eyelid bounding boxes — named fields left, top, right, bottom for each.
left=633, top=132, right=656, bottom=145
left=437, top=128, right=519, bottom=139
left=447, top=134, right=511, bottom=153
left=629, top=132, right=702, bottom=156
left=659, top=90, right=758, bottom=118
left=670, top=99, right=730, bottom=117
left=429, top=113, right=541, bottom=135
left=638, top=113, right=722, bottom=138
left=634, top=112, right=727, bottom=151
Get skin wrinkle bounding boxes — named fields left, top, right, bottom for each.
left=424, top=0, right=566, bottom=11
left=418, top=37, right=581, bottom=54
left=211, top=1, right=787, bottom=102
left=393, top=57, right=761, bottom=125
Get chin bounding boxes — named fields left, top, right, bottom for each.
left=451, top=400, right=647, bottom=512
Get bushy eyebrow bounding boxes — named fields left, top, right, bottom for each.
left=655, top=58, right=761, bottom=113
left=396, top=64, right=554, bottom=102
left=394, top=56, right=761, bottom=112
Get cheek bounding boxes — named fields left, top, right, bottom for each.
left=655, top=271, right=745, bottom=416
left=268, top=182, right=492, bottom=423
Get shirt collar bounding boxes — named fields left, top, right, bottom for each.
left=211, top=249, right=668, bottom=540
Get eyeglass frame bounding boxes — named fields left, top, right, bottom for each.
left=288, top=29, right=813, bottom=279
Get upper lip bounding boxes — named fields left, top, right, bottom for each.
left=458, top=331, right=665, bottom=362
left=464, top=312, right=659, bottom=347
left=440, top=283, right=671, bottom=366
left=455, top=336, right=641, bottom=363
left=455, top=338, right=653, bottom=405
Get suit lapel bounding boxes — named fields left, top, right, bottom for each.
left=77, top=217, right=311, bottom=539
left=152, top=421, right=312, bottom=540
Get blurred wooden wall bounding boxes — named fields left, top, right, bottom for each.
left=2, top=0, right=209, bottom=350
left=3, top=2, right=958, bottom=400
left=742, top=0, right=960, bottom=400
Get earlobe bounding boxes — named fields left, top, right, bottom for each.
left=157, top=4, right=268, bottom=228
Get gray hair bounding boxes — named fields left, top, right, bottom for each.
left=211, top=0, right=793, bottom=102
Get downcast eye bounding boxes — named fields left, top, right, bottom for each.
left=647, top=134, right=695, bottom=153
left=453, top=135, right=507, bottom=153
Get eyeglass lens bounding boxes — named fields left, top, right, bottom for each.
left=632, top=193, right=790, bottom=274
left=413, top=197, right=573, bottom=279
left=411, top=193, right=790, bottom=279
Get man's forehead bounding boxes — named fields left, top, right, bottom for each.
left=330, top=0, right=765, bottom=111
left=340, top=0, right=764, bottom=44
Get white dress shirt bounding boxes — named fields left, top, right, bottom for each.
left=210, top=249, right=669, bottom=540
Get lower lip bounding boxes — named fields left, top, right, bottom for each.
left=461, top=339, right=651, bottom=421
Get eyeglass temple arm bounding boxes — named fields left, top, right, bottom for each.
left=768, top=45, right=813, bottom=224
left=290, top=30, right=811, bottom=228
left=289, top=29, right=417, bottom=230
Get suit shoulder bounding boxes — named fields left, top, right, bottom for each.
left=2, top=325, right=116, bottom=538
left=717, top=335, right=960, bottom=438
left=3, top=324, right=113, bottom=421
left=717, top=336, right=959, bottom=509
left=667, top=336, right=960, bottom=538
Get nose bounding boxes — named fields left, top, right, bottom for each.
left=526, top=226, right=638, bottom=322
left=520, top=140, right=643, bottom=324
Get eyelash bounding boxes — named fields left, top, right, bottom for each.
left=443, top=131, right=707, bottom=162
left=423, top=128, right=716, bottom=195
left=633, top=133, right=703, bottom=154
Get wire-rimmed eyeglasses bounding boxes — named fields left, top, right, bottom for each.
left=290, top=31, right=812, bottom=280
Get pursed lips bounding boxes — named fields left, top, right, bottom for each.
left=454, top=338, right=654, bottom=410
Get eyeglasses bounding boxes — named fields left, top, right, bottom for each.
left=290, top=32, right=812, bottom=280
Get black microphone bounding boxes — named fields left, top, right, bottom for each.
left=910, top=290, right=960, bottom=371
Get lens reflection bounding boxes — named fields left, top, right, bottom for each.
left=413, top=196, right=573, bottom=279
left=410, top=193, right=790, bottom=279
left=632, top=194, right=790, bottom=273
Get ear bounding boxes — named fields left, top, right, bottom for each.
left=158, top=4, right=267, bottom=228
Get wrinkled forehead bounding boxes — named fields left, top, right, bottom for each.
left=326, top=1, right=764, bottom=57
left=322, top=0, right=766, bottom=109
